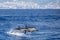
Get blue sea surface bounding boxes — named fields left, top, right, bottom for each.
left=0, top=9, right=60, bottom=40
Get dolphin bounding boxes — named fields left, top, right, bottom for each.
left=15, top=26, right=37, bottom=34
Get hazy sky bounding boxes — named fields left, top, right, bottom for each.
left=0, top=0, right=60, bottom=9
left=0, top=0, right=59, bottom=5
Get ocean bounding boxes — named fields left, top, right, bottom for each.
left=0, top=9, right=60, bottom=40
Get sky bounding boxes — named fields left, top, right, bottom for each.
left=0, top=0, right=60, bottom=9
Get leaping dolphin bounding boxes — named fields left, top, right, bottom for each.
left=15, top=26, right=37, bottom=34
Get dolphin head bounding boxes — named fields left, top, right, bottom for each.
left=27, top=28, right=37, bottom=32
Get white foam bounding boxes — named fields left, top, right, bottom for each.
left=7, top=30, right=26, bottom=36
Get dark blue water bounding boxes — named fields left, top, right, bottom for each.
left=0, top=9, right=60, bottom=40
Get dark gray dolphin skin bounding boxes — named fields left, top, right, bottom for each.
left=15, top=26, right=37, bottom=34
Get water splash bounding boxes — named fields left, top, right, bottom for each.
left=6, top=29, right=26, bottom=36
